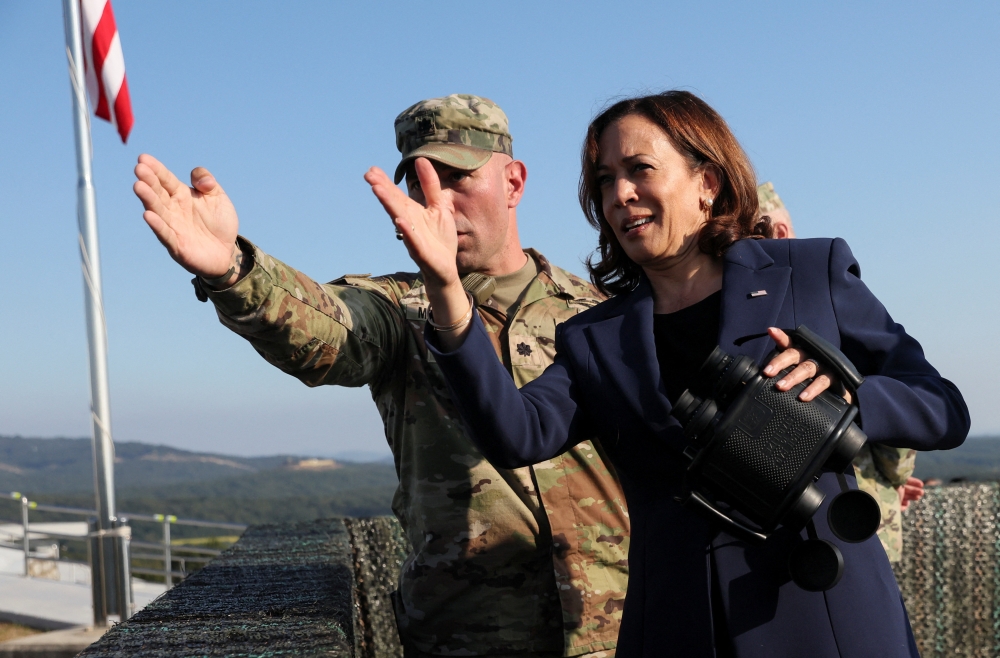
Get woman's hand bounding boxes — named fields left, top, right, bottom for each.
left=364, top=158, right=472, bottom=347
left=364, top=158, right=460, bottom=290
left=762, top=327, right=853, bottom=404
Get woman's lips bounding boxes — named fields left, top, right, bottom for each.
left=622, top=216, right=653, bottom=233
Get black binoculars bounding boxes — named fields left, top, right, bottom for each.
left=671, top=325, right=882, bottom=591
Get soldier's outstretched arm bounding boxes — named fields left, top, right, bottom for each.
left=133, top=154, right=245, bottom=288
left=205, top=242, right=406, bottom=389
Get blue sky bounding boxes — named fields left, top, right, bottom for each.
left=0, top=1, right=996, bottom=458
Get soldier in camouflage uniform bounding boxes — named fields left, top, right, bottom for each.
left=758, top=181, right=919, bottom=562
left=133, top=94, right=628, bottom=657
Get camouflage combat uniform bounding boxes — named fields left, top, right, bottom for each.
left=756, top=181, right=784, bottom=215
left=758, top=181, right=917, bottom=563
left=853, top=445, right=917, bottom=562
left=203, top=241, right=629, bottom=656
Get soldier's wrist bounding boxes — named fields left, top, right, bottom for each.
left=204, top=242, right=255, bottom=289
left=193, top=241, right=253, bottom=302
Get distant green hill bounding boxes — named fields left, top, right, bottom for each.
left=3, top=434, right=997, bottom=538
left=0, top=436, right=398, bottom=538
left=913, top=436, right=1000, bottom=482
left=0, top=435, right=298, bottom=494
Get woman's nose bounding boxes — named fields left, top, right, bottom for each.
left=613, top=177, right=638, bottom=206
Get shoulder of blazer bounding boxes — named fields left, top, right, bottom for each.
left=553, top=288, right=632, bottom=343
left=725, top=237, right=841, bottom=272
left=565, top=290, right=631, bottom=326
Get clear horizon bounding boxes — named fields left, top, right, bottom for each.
left=1, top=2, right=997, bottom=458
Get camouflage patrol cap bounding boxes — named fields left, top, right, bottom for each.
left=757, top=181, right=786, bottom=214
left=393, top=94, right=513, bottom=184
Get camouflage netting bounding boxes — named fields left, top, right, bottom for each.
left=893, top=482, right=1000, bottom=657
left=78, top=519, right=360, bottom=657
left=343, top=517, right=408, bottom=658
left=78, top=485, right=1000, bottom=657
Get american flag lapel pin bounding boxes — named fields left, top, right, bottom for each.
left=748, top=290, right=768, bottom=298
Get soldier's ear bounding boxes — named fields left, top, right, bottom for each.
left=505, top=159, right=527, bottom=208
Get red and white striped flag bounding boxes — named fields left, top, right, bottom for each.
left=80, top=0, right=133, bottom=143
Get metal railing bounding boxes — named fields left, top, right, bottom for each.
left=1, top=492, right=246, bottom=606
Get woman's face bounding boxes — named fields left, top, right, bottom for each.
left=597, top=114, right=716, bottom=268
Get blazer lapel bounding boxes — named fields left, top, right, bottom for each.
left=582, top=240, right=793, bottom=439
left=584, top=278, right=676, bottom=436
left=719, top=240, right=793, bottom=363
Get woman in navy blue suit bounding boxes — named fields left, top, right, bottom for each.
left=365, top=91, right=970, bottom=657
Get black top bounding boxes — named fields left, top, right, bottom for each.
left=653, top=289, right=733, bottom=657
left=652, top=290, right=722, bottom=405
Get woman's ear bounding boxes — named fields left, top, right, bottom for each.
left=700, top=164, right=723, bottom=200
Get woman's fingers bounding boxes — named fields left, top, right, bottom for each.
left=773, top=359, right=820, bottom=392
left=763, top=347, right=804, bottom=376
left=365, top=167, right=415, bottom=221
left=799, top=374, right=832, bottom=401
left=414, top=158, right=443, bottom=209
left=762, top=327, right=797, bottom=376
left=768, top=327, right=793, bottom=349
left=763, top=326, right=852, bottom=402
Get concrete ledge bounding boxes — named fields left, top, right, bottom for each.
left=65, top=485, right=1000, bottom=656
left=78, top=518, right=359, bottom=657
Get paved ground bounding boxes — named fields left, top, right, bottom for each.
left=0, top=572, right=165, bottom=630
left=0, top=625, right=108, bottom=658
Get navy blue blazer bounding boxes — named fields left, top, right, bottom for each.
left=429, top=238, right=970, bottom=658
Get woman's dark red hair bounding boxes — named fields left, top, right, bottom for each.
left=580, top=90, right=771, bottom=296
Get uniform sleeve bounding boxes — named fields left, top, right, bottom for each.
left=869, top=445, right=917, bottom=488
left=829, top=238, right=970, bottom=450
left=428, top=314, right=588, bottom=468
left=205, top=238, right=404, bottom=388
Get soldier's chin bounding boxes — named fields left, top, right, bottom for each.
left=455, top=251, right=482, bottom=274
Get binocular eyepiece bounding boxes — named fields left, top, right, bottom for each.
left=671, top=326, right=881, bottom=591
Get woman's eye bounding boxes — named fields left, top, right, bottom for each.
left=597, top=175, right=614, bottom=187
left=631, top=163, right=652, bottom=174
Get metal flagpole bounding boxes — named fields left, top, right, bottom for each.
left=61, top=0, right=122, bottom=626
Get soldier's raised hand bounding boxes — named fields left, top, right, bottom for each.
left=133, top=154, right=240, bottom=282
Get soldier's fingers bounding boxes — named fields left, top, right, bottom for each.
left=133, top=180, right=170, bottom=219
left=134, top=162, right=171, bottom=205
left=414, top=158, right=444, bottom=208
left=190, top=167, right=220, bottom=195
left=141, top=209, right=178, bottom=253
left=139, top=153, right=185, bottom=197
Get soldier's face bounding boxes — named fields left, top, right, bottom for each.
left=406, top=154, right=520, bottom=273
